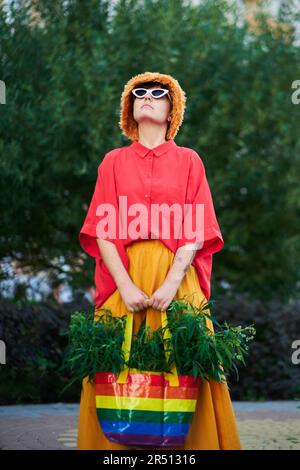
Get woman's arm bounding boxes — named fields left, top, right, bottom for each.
left=96, top=238, right=130, bottom=289
left=96, top=239, right=199, bottom=313
left=96, top=239, right=150, bottom=312
left=145, top=242, right=200, bottom=311
left=165, top=242, right=200, bottom=286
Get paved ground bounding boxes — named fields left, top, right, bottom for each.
left=0, top=402, right=300, bottom=450
left=0, top=404, right=78, bottom=450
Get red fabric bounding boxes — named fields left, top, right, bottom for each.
left=79, top=139, right=224, bottom=308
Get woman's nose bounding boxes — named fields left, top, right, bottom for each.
left=145, top=90, right=153, bottom=100
left=142, top=96, right=153, bottom=107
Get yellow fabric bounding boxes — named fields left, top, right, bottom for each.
left=77, top=239, right=242, bottom=450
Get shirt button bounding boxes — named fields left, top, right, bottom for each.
left=145, top=194, right=148, bottom=198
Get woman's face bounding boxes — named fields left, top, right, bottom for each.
left=132, top=85, right=172, bottom=127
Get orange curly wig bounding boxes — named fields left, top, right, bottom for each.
left=119, top=71, right=186, bottom=142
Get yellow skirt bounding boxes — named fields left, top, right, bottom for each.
left=77, top=239, right=242, bottom=450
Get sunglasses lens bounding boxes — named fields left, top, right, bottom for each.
left=152, top=89, right=165, bottom=97
left=134, top=89, right=147, bottom=97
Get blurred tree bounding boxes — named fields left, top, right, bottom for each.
left=0, top=0, right=299, bottom=302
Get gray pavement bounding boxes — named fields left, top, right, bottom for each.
left=0, top=401, right=300, bottom=450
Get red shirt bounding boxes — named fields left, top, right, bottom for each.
left=79, top=139, right=224, bottom=308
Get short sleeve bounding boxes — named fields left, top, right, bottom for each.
left=177, top=151, right=224, bottom=258
left=79, top=157, right=118, bottom=259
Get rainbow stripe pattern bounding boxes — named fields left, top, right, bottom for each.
left=95, top=370, right=200, bottom=447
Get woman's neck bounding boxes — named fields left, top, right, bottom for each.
left=137, top=123, right=168, bottom=149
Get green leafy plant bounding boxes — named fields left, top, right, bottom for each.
left=60, top=307, right=127, bottom=392
left=61, top=298, right=256, bottom=391
left=164, top=298, right=256, bottom=382
left=129, top=321, right=172, bottom=374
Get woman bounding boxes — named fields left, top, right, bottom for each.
left=77, top=71, right=242, bottom=450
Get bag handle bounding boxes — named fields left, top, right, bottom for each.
left=116, top=309, right=179, bottom=387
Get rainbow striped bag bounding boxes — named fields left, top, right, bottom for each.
left=94, top=309, right=200, bottom=447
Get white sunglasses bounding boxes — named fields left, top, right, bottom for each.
left=132, top=87, right=172, bottom=102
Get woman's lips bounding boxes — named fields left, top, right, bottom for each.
left=142, top=104, right=153, bottom=109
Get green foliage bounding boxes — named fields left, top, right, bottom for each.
left=129, top=321, right=169, bottom=374
left=60, top=307, right=127, bottom=392
left=61, top=298, right=256, bottom=388
left=164, top=298, right=256, bottom=383
left=0, top=0, right=299, bottom=301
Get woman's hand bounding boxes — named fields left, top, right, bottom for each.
left=144, top=279, right=180, bottom=312
left=118, top=279, right=151, bottom=313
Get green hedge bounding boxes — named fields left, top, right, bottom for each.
left=0, top=293, right=299, bottom=404
left=0, top=295, right=86, bottom=404
left=215, top=293, right=300, bottom=400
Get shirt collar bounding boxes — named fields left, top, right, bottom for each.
left=130, top=139, right=176, bottom=158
